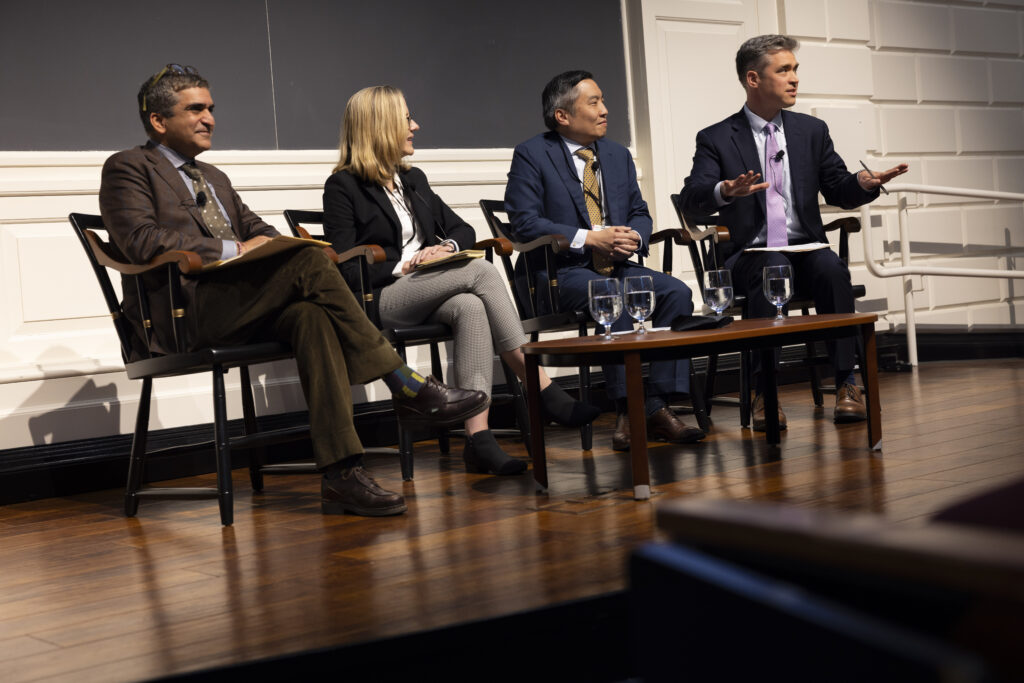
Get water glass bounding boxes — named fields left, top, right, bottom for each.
left=623, top=275, right=656, bottom=334
left=588, top=278, right=623, bottom=340
left=762, top=264, right=793, bottom=320
left=703, top=269, right=733, bottom=319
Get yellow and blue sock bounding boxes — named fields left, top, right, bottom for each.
left=383, top=365, right=427, bottom=398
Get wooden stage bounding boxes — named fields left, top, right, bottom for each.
left=2, top=359, right=1023, bottom=682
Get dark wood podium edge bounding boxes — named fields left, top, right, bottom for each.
left=656, top=497, right=1024, bottom=601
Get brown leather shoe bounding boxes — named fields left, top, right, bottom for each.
left=612, top=413, right=632, bottom=451
left=752, top=394, right=787, bottom=432
left=392, top=376, right=488, bottom=427
left=834, top=382, right=867, bottom=423
left=647, top=406, right=705, bottom=444
left=321, top=466, right=407, bottom=516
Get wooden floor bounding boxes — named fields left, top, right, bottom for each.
left=1, top=359, right=1022, bottom=682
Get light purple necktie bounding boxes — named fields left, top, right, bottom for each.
left=764, top=123, right=788, bottom=248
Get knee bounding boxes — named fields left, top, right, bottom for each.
left=657, top=278, right=694, bottom=315
left=446, top=293, right=486, bottom=326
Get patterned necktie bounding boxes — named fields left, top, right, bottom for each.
left=180, top=162, right=236, bottom=241
left=575, top=147, right=614, bottom=275
left=764, top=123, right=789, bottom=248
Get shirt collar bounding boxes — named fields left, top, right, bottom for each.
left=560, top=135, right=594, bottom=156
left=743, top=105, right=783, bottom=136
left=156, top=143, right=191, bottom=169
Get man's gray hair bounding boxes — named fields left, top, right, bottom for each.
left=137, top=64, right=209, bottom=135
left=735, top=35, right=799, bottom=83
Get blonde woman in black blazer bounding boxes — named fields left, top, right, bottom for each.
left=324, top=86, right=598, bottom=476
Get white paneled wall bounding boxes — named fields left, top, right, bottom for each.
left=1, top=0, right=1022, bottom=450
left=860, top=0, right=1024, bottom=330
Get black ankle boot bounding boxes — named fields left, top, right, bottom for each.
left=462, top=430, right=527, bottom=475
left=540, top=383, right=601, bottom=427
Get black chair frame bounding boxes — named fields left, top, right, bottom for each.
left=479, top=200, right=710, bottom=437
left=284, top=209, right=531, bottom=475
left=668, top=194, right=866, bottom=426
left=69, top=213, right=317, bottom=526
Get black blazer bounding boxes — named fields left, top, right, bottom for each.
left=323, top=166, right=476, bottom=325
left=679, top=109, right=877, bottom=265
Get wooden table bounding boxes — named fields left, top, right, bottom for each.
left=522, top=313, right=881, bottom=499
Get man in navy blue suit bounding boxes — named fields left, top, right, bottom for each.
left=505, top=70, right=704, bottom=451
left=679, top=35, right=907, bottom=430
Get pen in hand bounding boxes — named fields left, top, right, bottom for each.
left=859, top=160, right=889, bottom=195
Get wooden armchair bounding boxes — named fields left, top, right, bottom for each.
left=668, top=194, right=865, bottom=426
left=284, top=209, right=531, bottom=474
left=478, top=200, right=710, bottom=437
left=68, top=213, right=315, bottom=526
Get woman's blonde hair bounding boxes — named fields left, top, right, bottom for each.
left=333, top=85, right=410, bottom=184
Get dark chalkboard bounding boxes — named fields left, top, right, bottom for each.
left=0, top=0, right=629, bottom=151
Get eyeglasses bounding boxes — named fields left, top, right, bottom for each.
left=141, top=64, right=200, bottom=112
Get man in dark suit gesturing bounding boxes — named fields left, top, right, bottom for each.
left=679, top=35, right=907, bottom=429
left=99, top=65, right=487, bottom=516
left=505, top=70, right=704, bottom=451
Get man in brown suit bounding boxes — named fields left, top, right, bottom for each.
left=99, top=64, right=488, bottom=517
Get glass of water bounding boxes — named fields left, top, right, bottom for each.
left=703, top=269, right=733, bottom=319
left=623, top=275, right=656, bottom=334
left=588, top=278, right=623, bottom=340
left=762, top=264, right=793, bottom=321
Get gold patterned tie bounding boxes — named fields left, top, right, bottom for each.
left=575, top=147, right=614, bottom=275
left=181, top=162, right=236, bottom=241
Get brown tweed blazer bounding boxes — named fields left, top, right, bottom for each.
left=99, top=141, right=278, bottom=356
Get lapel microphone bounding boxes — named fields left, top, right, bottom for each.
left=773, top=150, right=785, bottom=163
left=196, top=191, right=208, bottom=207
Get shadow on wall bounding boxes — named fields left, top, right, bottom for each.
left=27, top=378, right=121, bottom=446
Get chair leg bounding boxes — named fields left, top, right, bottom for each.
left=501, top=359, right=531, bottom=456
left=703, top=354, right=720, bottom=416
left=399, top=429, right=415, bottom=481
left=393, top=342, right=416, bottom=480
left=578, top=364, right=593, bottom=450
left=239, top=366, right=266, bottom=492
left=806, top=341, right=824, bottom=406
left=430, top=342, right=449, bottom=456
left=212, top=366, right=234, bottom=526
left=125, top=377, right=152, bottom=518
left=739, top=350, right=751, bottom=428
left=689, top=366, right=712, bottom=433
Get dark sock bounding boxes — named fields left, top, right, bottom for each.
left=540, top=383, right=600, bottom=427
left=382, top=365, right=427, bottom=398
left=464, top=430, right=526, bottom=475
left=322, top=454, right=362, bottom=480
left=615, top=398, right=628, bottom=415
left=835, top=370, right=856, bottom=388
left=644, top=394, right=667, bottom=418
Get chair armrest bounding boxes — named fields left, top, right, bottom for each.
left=337, top=244, right=387, bottom=265
left=473, top=237, right=514, bottom=256
left=84, top=230, right=203, bottom=274
left=650, top=228, right=693, bottom=247
left=824, top=217, right=861, bottom=234
left=512, top=233, right=572, bottom=255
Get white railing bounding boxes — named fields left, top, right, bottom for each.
left=860, top=183, right=1024, bottom=366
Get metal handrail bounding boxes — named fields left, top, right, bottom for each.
left=859, top=183, right=1024, bottom=366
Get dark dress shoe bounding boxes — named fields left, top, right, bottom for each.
left=322, top=466, right=407, bottom=516
left=612, top=413, right=631, bottom=451
left=752, top=393, right=787, bottom=432
left=392, top=376, right=488, bottom=427
left=834, top=382, right=867, bottom=423
left=463, top=430, right=527, bottom=475
left=647, top=406, right=705, bottom=444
